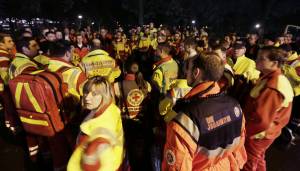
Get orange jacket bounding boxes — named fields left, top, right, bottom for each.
left=243, top=69, right=294, bottom=139
left=162, top=82, right=247, bottom=171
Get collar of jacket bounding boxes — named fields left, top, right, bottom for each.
left=287, top=51, right=298, bottom=62
left=125, top=74, right=135, bottom=81
left=258, top=68, right=281, bottom=85
left=50, top=57, right=73, bottom=66
left=94, top=99, right=113, bottom=118
left=154, top=56, right=172, bottom=67
left=0, top=48, right=9, bottom=55
left=184, top=81, right=220, bottom=99
left=0, top=48, right=11, bottom=59
left=15, top=52, right=30, bottom=59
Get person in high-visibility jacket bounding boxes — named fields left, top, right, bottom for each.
left=209, top=38, right=235, bottom=91
left=162, top=53, right=247, bottom=171
left=0, top=33, right=19, bottom=133
left=227, top=41, right=260, bottom=82
left=8, top=37, right=40, bottom=80
left=152, top=43, right=178, bottom=95
left=48, top=40, right=87, bottom=105
left=67, top=76, right=124, bottom=171
left=80, top=49, right=121, bottom=83
left=8, top=37, right=41, bottom=162
left=280, top=44, right=300, bottom=134
left=243, top=46, right=294, bottom=171
left=113, top=61, right=152, bottom=170
left=138, top=31, right=151, bottom=52
left=113, top=31, right=131, bottom=61
left=159, top=69, right=191, bottom=123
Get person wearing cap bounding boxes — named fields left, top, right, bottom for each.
left=243, top=46, right=293, bottom=171
left=227, top=40, right=260, bottom=82
left=281, top=44, right=300, bottom=134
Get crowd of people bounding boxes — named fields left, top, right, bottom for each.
left=0, top=22, right=299, bottom=171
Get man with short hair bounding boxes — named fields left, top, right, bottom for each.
left=227, top=40, right=260, bottom=82
left=9, top=37, right=39, bottom=80
left=55, top=31, right=63, bottom=40
left=162, top=53, right=247, bottom=170
left=48, top=40, right=87, bottom=102
left=0, top=33, right=18, bottom=133
left=74, top=34, right=89, bottom=59
left=45, top=31, right=56, bottom=42
left=152, top=43, right=178, bottom=94
left=246, top=33, right=260, bottom=60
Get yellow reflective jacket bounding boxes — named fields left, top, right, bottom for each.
left=138, top=36, right=151, bottom=50
left=48, top=58, right=87, bottom=102
left=67, top=103, right=124, bottom=171
left=113, top=40, right=131, bottom=59
left=33, top=54, right=49, bottom=66
left=152, top=57, right=178, bottom=94
left=80, top=50, right=121, bottom=83
left=227, top=55, right=260, bottom=82
left=9, top=53, right=39, bottom=80
left=159, top=79, right=191, bottom=122
left=282, top=57, right=300, bottom=96
left=0, top=49, right=11, bottom=85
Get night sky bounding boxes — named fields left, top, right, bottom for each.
left=0, top=0, right=300, bottom=33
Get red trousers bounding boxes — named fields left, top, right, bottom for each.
left=243, top=138, right=274, bottom=171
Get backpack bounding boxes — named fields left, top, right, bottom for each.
left=8, top=68, right=69, bottom=137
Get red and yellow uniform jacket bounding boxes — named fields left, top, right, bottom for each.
left=80, top=50, right=121, bottom=83
left=47, top=58, right=87, bottom=103
left=243, top=69, right=294, bottom=139
left=8, top=53, right=39, bottom=80
left=152, top=56, right=178, bottom=94
left=113, top=39, right=131, bottom=60
left=0, top=48, right=12, bottom=89
left=67, top=102, right=124, bottom=171
left=162, top=82, right=247, bottom=171
left=74, top=44, right=89, bottom=59
left=138, top=36, right=151, bottom=51
left=0, top=49, right=20, bottom=132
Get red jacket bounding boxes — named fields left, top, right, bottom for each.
left=243, top=69, right=294, bottom=139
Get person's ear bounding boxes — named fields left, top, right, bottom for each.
left=272, top=61, right=279, bottom=68
left=22, top=46, right=29, bottom=54
left=193, top=68, right=201, bottom=79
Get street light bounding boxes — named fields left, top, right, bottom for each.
left=78, top=15, right=83, bottom=28
left=192, top=20, right=196, bottom=24
left=255, top=23, right=261, bottom=29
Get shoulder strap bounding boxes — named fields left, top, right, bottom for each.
left=120, top=81, right=130, bottom=119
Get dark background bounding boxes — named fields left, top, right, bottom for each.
left=0, top=0, right=300, bottom=35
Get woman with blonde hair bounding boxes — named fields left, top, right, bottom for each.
left=67, top=76, right=124, bottom=171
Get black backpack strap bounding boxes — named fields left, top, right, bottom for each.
left=120, top=81, right=130, bottom=119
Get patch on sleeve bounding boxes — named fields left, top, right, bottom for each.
left=234, top=106, right=241, bottom=118
left=166, top=149, right=176, bottom=165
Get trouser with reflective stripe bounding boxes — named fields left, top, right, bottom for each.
left=243, top=138, right=274, bottom=171
left=0, top=88, right=20, bottom=132
left=26, top=130, right=72, bottom=170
